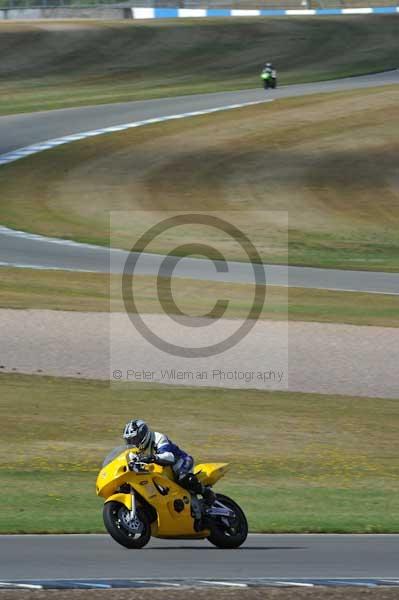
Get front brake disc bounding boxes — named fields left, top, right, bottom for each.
left=118, top=507, right=144, bottom=533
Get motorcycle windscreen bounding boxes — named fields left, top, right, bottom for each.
left=102, top=445, right=141, bottom=467
left=102, top=445, right=127, bottom=467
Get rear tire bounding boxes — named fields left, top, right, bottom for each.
left=207, top=494, right=248, bottom=549
left=103, top=501, right=151, bottom=549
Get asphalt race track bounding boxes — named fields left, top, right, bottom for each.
left=1, top=70, right=398, bottom=157
left=1, top=70, right=399, bottom=294
left=0, top=534, right=398, bottom=583
left=1, top=228, right=399, bottom=294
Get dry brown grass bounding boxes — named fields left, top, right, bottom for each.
left=1, top=374, right=399, bottom=532
left=1, top=267, right=398, bottom=326
left=1, top=87, right=399, bottom=270
left=0, top=16, right=398, bottom=115
left=1, top=374, right=398, bottom=488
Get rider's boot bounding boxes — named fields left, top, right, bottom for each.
left=190, top=495, right=203, bottom=531
left=202, top=486, right=216, bottom=506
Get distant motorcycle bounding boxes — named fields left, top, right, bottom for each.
left=96, top=446, right=248, bottom=549
left=261, top=68, right=277, bottom=89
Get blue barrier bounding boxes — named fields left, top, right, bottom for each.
left=154, top=7, right=178, bottom=17
left=131, top=6, right=398, bottom=18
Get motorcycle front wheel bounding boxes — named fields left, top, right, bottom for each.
left=207, top=493, right=248, bottom=549
left=103, top=501, right=151, bottom=549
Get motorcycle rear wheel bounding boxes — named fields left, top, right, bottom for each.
left=207, top=494, right=248, bottom=549
left=103, top=501, right=151, bottom=549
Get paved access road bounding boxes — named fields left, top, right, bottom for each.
left=1, top=71, right=399, bottom=294
left=0, top=534, right=398, bottom=581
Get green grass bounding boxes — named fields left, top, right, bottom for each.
left=1, top=86, right=399, bottom=271
left=1, top=267, right=399, bottom=327
left=0, top=16, right=398, bottom=115
left=0, top=373, right=398, bottom=533
left=0, top=472, right=103, bottom=534
left=224, top=484, right=399, bottom=533
left=2, top=473, right=398, bottom=534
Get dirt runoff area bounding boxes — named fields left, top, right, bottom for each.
left=1, top=588, right=399, bottom=600
left=1, top=308, right=399, bottom=398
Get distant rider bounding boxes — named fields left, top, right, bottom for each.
left=123, top=419, right=215, bottom=505
left=263, top=62, right=276, bottom=78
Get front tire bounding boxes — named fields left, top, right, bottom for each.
left=207, top=494, right=248, bottom=549
left=103, top=501, right=151, bottom=549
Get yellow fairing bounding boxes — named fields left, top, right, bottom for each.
left=96, top=450, right=211, bottom=538
left=105, top=492, right=132, bottom=510
left=96, top=450, right=131, bottom=500
left=194, top=463, right=230, bottom=485
left=142, top=468, right=198, bottom=537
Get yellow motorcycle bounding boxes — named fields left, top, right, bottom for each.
left=96, top=446, right=248, bottom=549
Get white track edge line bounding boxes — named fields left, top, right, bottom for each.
left=199, top=581, right=248, bottom=587
left=0, top=582, right=43, bottom=589
left=0, top=99, right=273, bottom=169
left=0, top=99, right=273, bottom=266
left=275, top=581, right=314, bottom=587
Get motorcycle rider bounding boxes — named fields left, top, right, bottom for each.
left=123, top=419, right=215, bottom=506
left=263, top=62, right=276, bottom=77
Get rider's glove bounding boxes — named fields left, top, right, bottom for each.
left=138, top=455, right=155, bottom=464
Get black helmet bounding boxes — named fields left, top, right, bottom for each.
left=123, top=419, right=153, bottom=450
